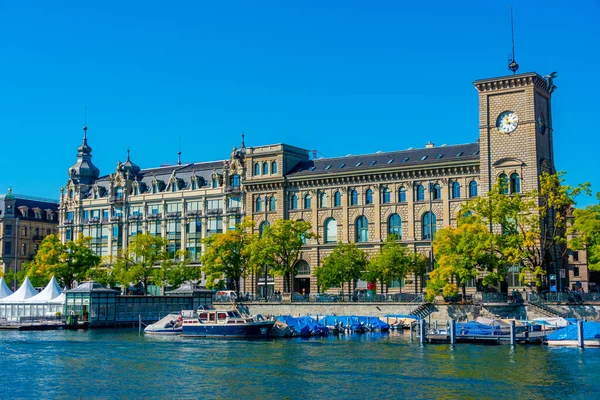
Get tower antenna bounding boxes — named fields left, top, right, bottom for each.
left=177, top=136, right=182, bottom=165
left=508, top=5, right=519, bottom=74
left=83, top=107, right=88, bottom=139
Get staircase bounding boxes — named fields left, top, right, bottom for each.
left=527, top=299, right=567, bottom=318
left=410, top=302, right=433, bottom=319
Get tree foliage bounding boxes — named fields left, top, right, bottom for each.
left=363, top=235, right=411, bottom=294
left=249, top=219, right=316, bottom=293
left=201, top=218, right=256, bottom=294
left=570, top=192, right=600, bottom=271
left=316, top=242, right=368, bottom=293
left=19, top=233, right=101, bottom=289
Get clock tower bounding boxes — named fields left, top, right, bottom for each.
left=474, top=72, right=556, bottom=197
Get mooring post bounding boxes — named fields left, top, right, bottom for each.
left=510, top=320, right=516, bottom=346
left=450, top=319, right=456, bottom=345
left=409, top=322, right=414, bottom=342
left=138, top=314, right=142, bottom=336
left=419, top=319, right=426, bottom=345
left=577, top=320, right=584, bottom=348
left=434, top=320, right=438, bottom=331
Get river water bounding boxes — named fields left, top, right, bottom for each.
left=1, top=329, right=598, bottom=399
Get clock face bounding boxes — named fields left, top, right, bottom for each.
left=497, top=111, right=519, bottom=133
left=537, top=113, right=546, bottom=134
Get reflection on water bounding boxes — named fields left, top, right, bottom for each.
left=1, top=330, right=598, bottom=399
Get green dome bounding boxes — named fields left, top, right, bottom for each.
left=4, top=187, right=15, bottom=200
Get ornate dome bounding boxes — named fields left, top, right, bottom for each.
left=69, top=126, right=100, bottom=185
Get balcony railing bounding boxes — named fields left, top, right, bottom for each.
left=224, top=185, right=241, bottom=193
left=147, top=213, right=162, bottom=220
left=185, top=210, right=202, bottom=217
left=166, top=211, right=181, bottom=219
left=32, top=235, right=44, bottom=241
left=109, top=216, right=122, bottom=222
left=206, top=208, right=223, bottom=215
left=63, top=220, right=74, bottom=225
left=128, top=214, right=143, bottom=221
left=226, top=206, right=241, bottom=214
left=109, top=196, right=124, bottom=204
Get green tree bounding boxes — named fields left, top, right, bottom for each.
left=570, top=192, right=600, bottom=271
left=201, top=218, right=256, bottom=294
left=409, top=252, right=429, bottom=294
left=21, top=233, right=100, bottom=289
left=250, top=219, right=316, bottom=293
left=112, top=233, right=168, bottom=295
left=159, top=249, right=202, bottom=289
left=316, top=242, right=368, bottom=294
left=463, top=172, right=590, bottom=291
left=363, top=235, right=411, bottom=294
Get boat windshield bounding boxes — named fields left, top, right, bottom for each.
left=227, top=311, right=242, bottom=318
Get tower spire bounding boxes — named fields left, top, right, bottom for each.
left=83, top=107, right=88, bottom=141
left=508, top=5, right=519, bottom=74
left=241, top=131, right=245, bottom=149
left=177, top=136, right=182, bottom=165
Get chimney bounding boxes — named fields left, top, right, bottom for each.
left=425, top=142, right=434, bottom=148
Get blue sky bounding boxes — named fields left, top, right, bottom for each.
left=1, top=1, right=598, bottom=205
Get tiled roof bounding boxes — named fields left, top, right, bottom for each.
left=286, top=142, right=480, bottom=177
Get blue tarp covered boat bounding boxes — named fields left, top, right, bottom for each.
left=319, top=315, right=390, bottom=332
left=546, top=321, right=600, bottom=347
left=275, top=316, right=329, bottom=336
left=455, top=321, right=504, bottom=336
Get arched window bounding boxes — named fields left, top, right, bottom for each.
left=398, top=186, right=406, bottom=202
left=271, top=161, right=278, bottom=174
left=255, top=197, right=262, bottom=212
left=499, top=174, right=509, bottom=194
left=452, top=182, right=461, bottom=199
left=269, top=196, right=277, bottom=211
left=388, top=214, right=402, bottom=239
left=510, top=173, right=521, bottom=193
left=262, top=161, right=269, bottom=175
left=290, top=194, right=298, bottom=210
left=304, top=194, right=311, bottom=209
left=295, top=260, right=310, bottom=276
left=382, top=187, right=391, bottom=204
left=432, top=184, right=441, bottom=200
left=356, top=216, right=369, bottom=242
left=334, top=191, right=342, bottom=207
left=319, top=191, right=327, bottom=208
left=416, top=185, right=425, bottom=201
left=422, top=212, right=437, bottom=240
left=212, top=179, right=218, bottom=189
left=469, top=180, right=478, bottom=198
left=365, top=189, right=373, bottom=205
left=68, top=190, right=73, bottom=199
left=259, top=221, right=270, bottom=235
left=350, top=190, right=358, bottom=206
left=254, top=163, right=260, bottom=176
left=325, top=218, right=337, bottom=243
left=230, top=174, right=240, bottom=188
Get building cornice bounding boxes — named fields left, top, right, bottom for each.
left=473, top=72, right=550, bottom=94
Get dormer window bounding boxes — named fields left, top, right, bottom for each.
left=134, top=186, right=139, bottom=196
left=230, top=174, right=240, bottom=188
left=192, top=180, right=197, bottom=190
left=68, top=190, right=74, bottom=199
left=116, top=187, right=124, bottom=200
left=212, top=179, right=218, bottom=188
left=94, top=190, right=99, bottom=199
left=172, top=184, right=177, bottom=193
left=152, top=184, right=158, bottom=194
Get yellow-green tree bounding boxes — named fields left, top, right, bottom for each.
left=316, top=242, right=368, bottom=294
left=363, top=235, right=411, bottom=294
left=201, top=218, right=256, bottom=294
left=20, top=233, right=100, bottom=289
left=249, top=219, right=316, bottom=293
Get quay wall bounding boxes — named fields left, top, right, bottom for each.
left=228, top=303, right=600, bottom=322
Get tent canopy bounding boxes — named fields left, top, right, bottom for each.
left=28, top=276, right=63, bottom=303
left=0, top=277, right=13, bottom=299
left=0, top=277, right=38, bottom=303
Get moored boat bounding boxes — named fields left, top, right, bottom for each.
left=144, top=313, right=183, bottom=335
left=546, top=321, right=600, bottom=347
left=180, top=306, right=274, bottom=338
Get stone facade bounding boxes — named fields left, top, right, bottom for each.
left=60, top=71, right=567, bottom=296
left=0, top=188, right=59, bottom=284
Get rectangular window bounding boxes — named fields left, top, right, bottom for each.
left=3, top=241, right=12, bottom=255
left=21, top=243, right=27, bottom=256
left=102, top=209, right=109, bottom=219
left=573, top=267, right=580, bottom=277
left=5, top=225, right=12, bottom=235
left=148, top=203, right=162, bottom=215
left=186, top=201, right=202, bottom=212
left=129, top=206, right=144, bottom=216
left=91, top=209, right=100, bottom=218
left=66, top=229, right=73, bottom=241
left=66, top=212, right=75, bottom=221
left=207, top=217, right=223, bottom=235
left=228, top=196, right=241, bottom=209
left=83, top=210, right=90, bottom=220
left=112, top=207, right=123, bottom=217
left=166, top=202, right=182, bottom=213
left=572, top=251, right=579, bottom=262
left=207, top=199, right=223, bottom=210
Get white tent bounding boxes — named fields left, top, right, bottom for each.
left=28, top=276, right=62, bottom=303
left=0, top=276, right=37, bottom=303
left=0, top=277, right=13, bottom=299
left=49, top=293, right=66, bottom=304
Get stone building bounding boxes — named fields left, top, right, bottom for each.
left=59, top=71, right=565, bottom=295
left=0, top=188, right=59, bottom=286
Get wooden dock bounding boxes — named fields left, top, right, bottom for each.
left=426, top=330, right=546, bottom=344
left=0, top=322, right=88, bottom=331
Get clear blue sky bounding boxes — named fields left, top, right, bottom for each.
left=1, top=1, right=598, bottom=205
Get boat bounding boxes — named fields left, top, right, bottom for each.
left=180, top=305, right=274, bottom=338
left=546, top=321, right=600, bottom=347
left=273, top=315, right=329, bottom=337
left=144, top=313, right=183, bottom=335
